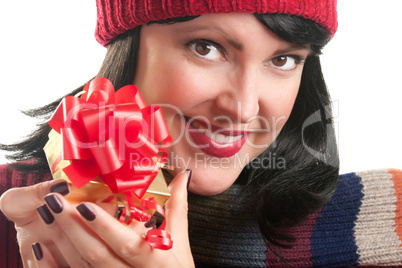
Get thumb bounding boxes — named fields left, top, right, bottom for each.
left=0, top=179, right=69, bottom=226
left=164, top=169, right=191, bottom=245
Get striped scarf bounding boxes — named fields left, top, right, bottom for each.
left=188, top=169, right=402, bottom=267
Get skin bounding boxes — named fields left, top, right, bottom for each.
left=0, top=13, right=310, bottom=267
left=135, top=13, right=310, bottom=195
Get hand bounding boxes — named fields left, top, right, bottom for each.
left=2, top=170, right=194, bottom=267
left=0, top=179, right=71, bottom=267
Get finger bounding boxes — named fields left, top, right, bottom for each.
left=17, top=216, right=68, bottom=267
left=36, top=203, right=90, bottom=267
left=44, top=193, right=128, bottom=267
left=73, top=171, right=191, bottom=267
left=165, top=169, right=191, bottom=242
left=31, top=243, right=59, bottom=268
left=14, top=202, right=70, bottom=267
left=163, top=169, right=194, bottom=267
left=0, top=180, right=69, bottom=226
left=75, top=201, right=152, bottom=266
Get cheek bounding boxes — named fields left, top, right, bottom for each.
left=138, top=59, right=206, bottom=109
left=277, top=94, right=298, bottom=128
left=262, top=79, right=301, bottom=130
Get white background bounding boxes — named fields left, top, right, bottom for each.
left=0, top=1, right=401, bottom=174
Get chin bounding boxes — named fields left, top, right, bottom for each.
left=188, top=178, right=237, bottom=196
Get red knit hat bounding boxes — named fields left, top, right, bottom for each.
left=95, top=0, right=338, bottom=47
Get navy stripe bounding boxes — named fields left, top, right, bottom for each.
left=310, top=173, right=363, bottom=267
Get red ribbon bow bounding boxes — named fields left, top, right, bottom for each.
left=49, top=77, right=171, bottom=198
left=48, top=77, right=173, bottom=249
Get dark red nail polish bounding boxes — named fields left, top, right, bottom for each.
left=37, top=204, right=54, bottom=224
left=50, top=181, right=69, bottom=196
left=32, top=243, right=43, bottom=261
left=76, top=203, right=96, bottom=221
left=144, top=216, right=156, bottom=228
left=186, top=169, right=192, bottom=190
left=44, top=194, right=63, bottom=214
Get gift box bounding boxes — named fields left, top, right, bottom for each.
left=43, top=78, right=173, bottom=249
left=44, top=129, right=171, bottom=207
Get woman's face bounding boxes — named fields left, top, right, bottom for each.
left=133, top=13, right=310, bottom=195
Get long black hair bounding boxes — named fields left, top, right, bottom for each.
left=0, top=14, right=338, bottom=248
left=241, top=14, right=339, bottom=249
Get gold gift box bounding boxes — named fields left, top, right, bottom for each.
left=43, top=129, right=171, bottom=208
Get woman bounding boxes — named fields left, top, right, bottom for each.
left=0, top=0, right=339, bottom=267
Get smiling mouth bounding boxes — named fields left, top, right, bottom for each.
left=189, top=119, right=244, bottom=144
left=184, top=116, right=249, bottom=158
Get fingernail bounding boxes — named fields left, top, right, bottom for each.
left=144, top=216, right=156, bottom=228
left=44, top=194, right=63, bottom=214
left=76, top=203, right=96, bottom=221
left=32, top=243, right=43, bottom=261
left=50, top=181, right=69, bottom=196
left=185, top=169, right=192, bottom=190
left=37, top=204, right=54, bottom=224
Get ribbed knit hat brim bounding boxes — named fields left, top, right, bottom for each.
left=95, top=0, right=338, bottom=46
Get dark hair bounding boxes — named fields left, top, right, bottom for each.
left=0, top=27, right=142, bottom=173
left=240, top=14, right=338, bottom=250
left=1, top=14, right=338, bottom=249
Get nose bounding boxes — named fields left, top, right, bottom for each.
left=215, top=67, right=260, bottom=123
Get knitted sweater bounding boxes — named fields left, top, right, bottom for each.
left=1, top=165, right=401, bottom=267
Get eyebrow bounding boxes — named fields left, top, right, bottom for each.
left=177, top=25, right=311, bottom=54
left=178, top=25, right=243, bottom=50
left=273, top=44, right=311, bottom=56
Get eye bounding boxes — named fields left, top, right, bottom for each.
left=188, top=40, right=224, bottom=61
left=269, top=55, right=302, bottom=71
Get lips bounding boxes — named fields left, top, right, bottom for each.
left=184, top=117, right=249, bottom=158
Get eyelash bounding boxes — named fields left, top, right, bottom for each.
left=186, top=39, right=226, bottom=61
left=268, top=55, right=305, bottom=72
left=186, top=39, right=306, bottom=71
